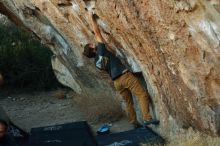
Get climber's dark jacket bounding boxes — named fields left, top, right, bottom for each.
left=0, top=134, right=16, bottom=146
left=95, top=43, right=126, bottom=80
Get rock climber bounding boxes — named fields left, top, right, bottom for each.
left=83, top=11, right=159, bottom=129
left=0, top=107, right=16, bottom=146
left=0, top=120, right=16, bottom=146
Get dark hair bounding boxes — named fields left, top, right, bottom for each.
left=0, top=119, right=8, bottom=129
left=83, top=44, right=96, bottom=58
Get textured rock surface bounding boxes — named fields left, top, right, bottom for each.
left=0, top=0, right=220, bottom=139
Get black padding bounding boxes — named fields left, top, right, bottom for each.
left=96, top=127, right=165, bottom=146
left=29, top=121, right=97, bottom=146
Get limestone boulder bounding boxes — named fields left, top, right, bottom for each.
left=0, top=0, right=220, bottom=138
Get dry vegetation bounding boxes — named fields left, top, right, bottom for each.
left=52, top=89, right=67, bottom=99
left=170, top=134, right=220, bottom=146
left=73, top=93, right=124, bottom=123
left=140, top=132, right=220, bottom=146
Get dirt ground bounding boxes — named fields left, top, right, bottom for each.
left=0, top=89, right=133, bottom=135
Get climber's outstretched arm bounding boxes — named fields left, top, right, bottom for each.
left=88, top=11, right=104, bottom=43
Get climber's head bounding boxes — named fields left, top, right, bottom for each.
left=83, top=43, right=96, bottom=58
left=0, top=120, right=8, bottom=139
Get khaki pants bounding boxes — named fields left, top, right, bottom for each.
left=114, top=72, right=151, bottom=124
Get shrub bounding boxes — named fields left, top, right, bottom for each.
left=52, top=89, right=67, bottom=99
left=0, top=19, right=61, bottom=90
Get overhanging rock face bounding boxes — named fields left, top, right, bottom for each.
left=0, top=0, right=220, bottom=138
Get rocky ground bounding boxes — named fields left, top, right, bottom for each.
left=0, top=88, right=132, bottom=135
left=1, top=89, right=220, bottom=146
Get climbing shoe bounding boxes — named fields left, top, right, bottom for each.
left=97, top=123, right=112, bottom=135
left=143, top=119, right=160, bottom=127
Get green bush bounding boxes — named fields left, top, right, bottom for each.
left=0, top=22, right=61, bottom=90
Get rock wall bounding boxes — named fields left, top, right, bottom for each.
left=0, top=0, right=220, bottom=139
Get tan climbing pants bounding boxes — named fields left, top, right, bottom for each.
left=114, top=71, right=151, bottom=124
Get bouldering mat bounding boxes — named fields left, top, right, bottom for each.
left=29, top=121, right=97, bottom=146
left=96, top=127, right=165, bottom=146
